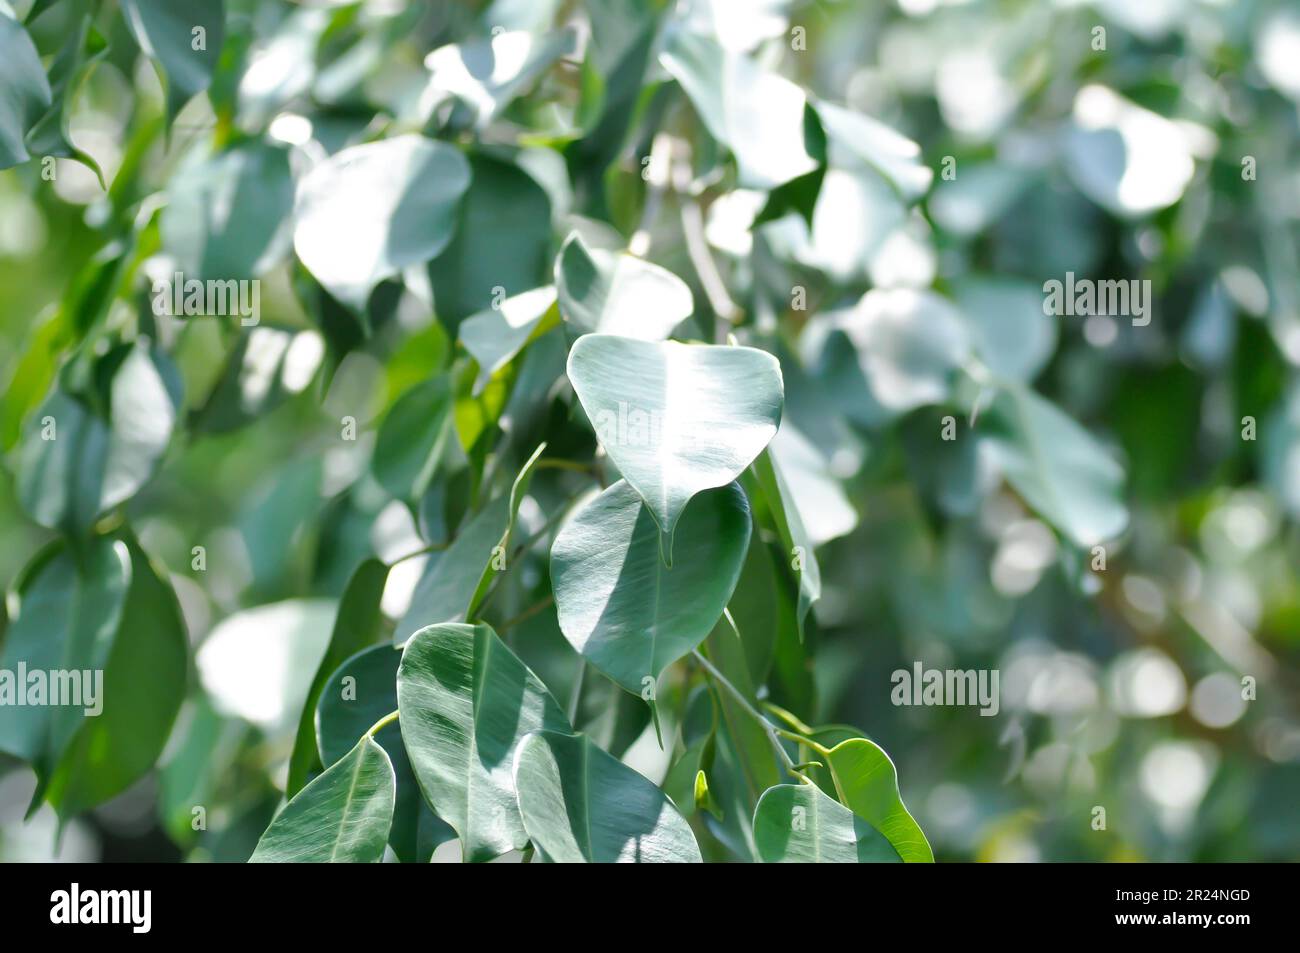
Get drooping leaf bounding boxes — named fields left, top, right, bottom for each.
left=566, top=334, right=782, bottom=549
left=821, top=738, right=933, bottom=863
left=753, top=783, right=902, bottom=863
left=22, top=14, right=108, bottom=184
left=294, top=135, right=471, bottom=310
left=396, top=622, right=570, bottom=862
left=551, top=479, right=751, bottom=695
left=120, top=0, right=226, bottom=124
left=555, top=233, right=693, bottom=340
left=513, top=730, right=702, bottom=862
left=250, top=735, right=395, bottom=863
left=979, top=385, right=1129, bottom=547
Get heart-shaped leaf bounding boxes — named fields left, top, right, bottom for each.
left=555, top=234, right=693, bottom=340
left=821, top=738, right=933, bottom=863
left=294, top=135, right=470, bottom=310
left=513, top=730, right=702, bottom=862
left=397, top=622, right=570, bottom=862
left=551, top=480, right=751, bottom=695
left=250, top=735, right=395, bottom=863
left=753, top=783, right=902, bottom=863
left=566, top=334, right=782, bottom=549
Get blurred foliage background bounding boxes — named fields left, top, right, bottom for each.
left=1, top=0, right=1299, bottom=862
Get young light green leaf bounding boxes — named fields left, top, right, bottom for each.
left=822, top=738, right=933, bottom=863
left=120, top=0, right=225, bottom=125
left=566, top=334, right=782, bottom=551
left=294, top=135, right=471, bottom=310
left=753, top=783, right=902, bottom=863
left=250, top=735, right=395, bottom=863
left=661, top=30, right=817, bottom=190
left=980, top=385, right=1128, bottom=547
left=555, top=233, right=693, bottom=340
left=551, top=480, right=751, bottom=695
left=396, top=622, right=570, bottom=862
left=514, top=730, right=702, bottom=862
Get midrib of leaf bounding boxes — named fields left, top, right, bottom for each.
left=327, top=743, right=370, bottom=862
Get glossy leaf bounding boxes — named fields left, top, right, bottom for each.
left=661, top=30, right=816, bottom=190
left=120, top=0, right=225, bottom=124
left=295, top=135, right=471, bottom=310
left=822, top=738, right=933, bottom=863
left=555, top=233, right=693, bottom=340
left=459, top=286, right=559, bottom=394
left=551, top=480, right=751, bottom=694
left=753, top=783, right=902, bottom=863
left=0, top=8, right=50, bottom=169
left=566, top=334, right=782, bottom=549
left=250, top=735, right=395, bottom=863
left=423, top=28, right=577, bottom=128
left=513, top=730, right=702, bottom=862
left=396, top=622, right=569, bottom=862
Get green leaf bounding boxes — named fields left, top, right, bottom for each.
left=396, top=622, right=570, bottom=862
left=753, top=783, right=902, bottom=863
left=44, top=538, right=189, bottom=817
left=250, top=735, right=395, bottom=863
left=551, top=479, right=751, bottom=695
left=287, top=558, right=390, bottom=797
left=566, top=334, right=782, bottom=549
left=120, top=0, right=225, bottom=125
left=372, top=378, right=454, bottom=502
left=822, top=738, right=933, bottom=863
left=427, top=153, right=552, bottom=332
left=743, top=449, right=819, bottom=635
left=0, top=8, right=51, bottom=169
left=459, top=286, right=559, bottom=394
left=952, top=277, right=1057, bottom=383
left=555, top=233, right=693, bottom=339
left=394, top=495, right=508, bottom=644
left=191, top=326, right=324, bottom=434
left=294, top=135, right=471, bottom=311
left=661, top=30, right=817, bottom=190
left=423, top=28, right=577, bottom=128
left=316, top=644, right=452, bottom=863
left=980, top=385, right=1129, bottom=547
left=812, top=99, right=932, bottom=203
left=162, top=141, right=294, bottom=280
left=16, top=342, right=179, bottom=536
left=513, top=730, right=702, bottom=862
left=23, top=14, right=108, bottom=185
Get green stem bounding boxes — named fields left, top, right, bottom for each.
left=691, top=649, right=807, bottom=781
left=366, top=710, right=399, bottom=737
